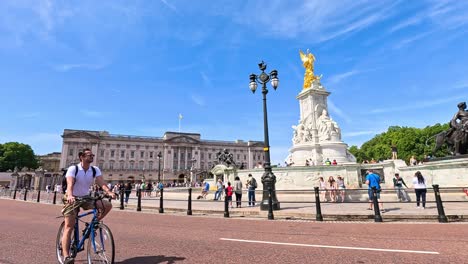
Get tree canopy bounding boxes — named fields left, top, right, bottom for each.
left=0, top=142, right=39, bottom=172
left=348, top=123, right=450, bottom=164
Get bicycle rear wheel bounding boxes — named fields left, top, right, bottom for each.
left=56, top=221, right=76, bottom=264
left=87, top=223, right=115, bottom=264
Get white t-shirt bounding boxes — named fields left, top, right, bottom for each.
left=66, top=164, right=102, bottom=197
left=412, top=176, right=427, bottom=189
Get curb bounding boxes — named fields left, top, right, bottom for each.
left=116, top=204, right=468, bottom=222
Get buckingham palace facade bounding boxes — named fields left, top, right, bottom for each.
left=60, top=129, right=264, bottom=184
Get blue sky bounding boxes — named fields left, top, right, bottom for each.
left=1, top=0, right=468, bottom=165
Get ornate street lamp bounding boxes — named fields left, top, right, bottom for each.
left=157, top=152, right=162, bottom=183
left=249, top=61, right=280, bottom=210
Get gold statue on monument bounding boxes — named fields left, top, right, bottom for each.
left=299, top=49, right=321, bottom=90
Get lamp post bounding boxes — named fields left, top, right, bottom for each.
left=157, top=152, right=162, bottom=183
left=249, top=61, right=280, bottom=211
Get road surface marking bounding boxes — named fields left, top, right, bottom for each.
left=220, top=238, right=439, bottom=255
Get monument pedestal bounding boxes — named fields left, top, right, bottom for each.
left=288, top=81, right=355, bottom=165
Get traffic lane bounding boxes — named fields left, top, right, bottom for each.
left=1, top=200, right=467, bottom=264
left=109, top=211, right=466, bottom=263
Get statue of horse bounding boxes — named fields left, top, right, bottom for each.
left=427, top=129, right=468, bottom=156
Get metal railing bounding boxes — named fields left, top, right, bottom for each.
left=1, top=185, right=467, bottom=223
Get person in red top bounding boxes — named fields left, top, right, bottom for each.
left=332, top=159, right=338, bottom=165
left=226, top=182, right=233, bottom=208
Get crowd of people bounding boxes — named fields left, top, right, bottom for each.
left=318, top=176, right=346, bottom=202
left=196, top=174, right=258, bottom=208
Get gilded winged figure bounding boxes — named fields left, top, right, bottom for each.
left=299, top=49, right=320, bottom=89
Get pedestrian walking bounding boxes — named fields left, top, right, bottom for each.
left=393, top=173, right=409, bottom=202
left=412, top=171, right=427, bottom=209
left=214, top=179, right=223, bottom=201
left=233, top=176, right=243, bottom=208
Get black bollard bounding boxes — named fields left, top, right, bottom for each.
left=268, top=187, right=274, bottom=220
left=187, top=188, right=192, bottom=216
left=37, top=190, right=41, bottom=203
left=24, top=189, right=28, bottom=201
left=314, top=187, right=323, bottom=221
left=52, top=191, right=57, bottom=204
left=119, top=189, right=124, bottom=210
left=159, top=188, right=164, bottom=213
left=372, top=187, right=383, bottom=222
left=433, top=184, right=448, bottom=223
left=224, top=188, right=230, bottom=218
left=137, top=189, right=142, bottom=212
left=13, top=189, right=17, bottom=200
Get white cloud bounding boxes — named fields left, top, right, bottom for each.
left=53, top=63, right=107, bottom=72
left=328, top=70, right=359, bottom=84
left=328, top=100, right=352, bottom=124
left=160, top=0, right=178, bottom=13
left=231, top=0, right=397, bottom=43
left=344, top=131, right=377, bottom=137
left=393, top=30, right=434, bottom=49
left=80, top=110, right=107, bottom=118
left=200, top=71, right=212, bottom=87
left=369, top=95, right=468, bottom=114
left=191, top=94, right=205, bottom=106
left=18, top=112, right=41, bottom=119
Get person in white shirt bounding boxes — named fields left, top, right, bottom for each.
left=412, top=171, right=427, bottom=209
left=61, top=148, right=116, bottom=263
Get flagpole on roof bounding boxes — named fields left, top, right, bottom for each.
left=178, top=113, right=183, bottom=132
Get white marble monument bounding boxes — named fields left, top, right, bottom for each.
left=287, top=50, right=356, bottom=166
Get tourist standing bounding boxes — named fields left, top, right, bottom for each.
left=124, top=181, right=132, bottom=206
left=226, top=182, right=233, bottom=208
left=233, top=176, right=243, bottom=208
left=393, top=173, right=409, bottom=202
left=246, top=174, right=257, bottom=206
left=391, top=144, right=398, bottom=159
left=412, top=171, right=427, bottom=209
left=409, top=156, right=417, bottom=166
left=336, top=176, right=346, bottom=202
left=318, top=177, right=327, bottom=202
left=327, top=176, right=337, bottom=202
left=366, top=170, right=384, bottom=212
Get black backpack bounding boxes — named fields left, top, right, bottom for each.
left=61, top=165, right=96, bottom=194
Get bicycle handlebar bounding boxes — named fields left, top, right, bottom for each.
left=75, top=192, right=118, bottom=202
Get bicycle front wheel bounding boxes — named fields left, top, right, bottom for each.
left=87, top=223, right=115, bottom=264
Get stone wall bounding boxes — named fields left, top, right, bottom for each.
left=235, top=158, right=468, bottom=190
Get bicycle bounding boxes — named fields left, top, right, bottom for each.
left=56, top=193, right=115, bottom=264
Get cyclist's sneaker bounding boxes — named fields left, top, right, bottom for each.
left=64, top=256, right=75, bottom=264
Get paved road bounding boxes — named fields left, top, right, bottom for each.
left=1, top=199, right=467, bottom=264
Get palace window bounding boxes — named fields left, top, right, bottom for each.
left=111, top=150, right=115, bottom=158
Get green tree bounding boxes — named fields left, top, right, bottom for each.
left=0, top=142, right=39, bottom=171
left=348, top=123, right=450, bottom=164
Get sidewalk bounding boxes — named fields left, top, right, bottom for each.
left=118, top=191, right=468, bottom=222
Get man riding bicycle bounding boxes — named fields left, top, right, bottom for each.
left=61, top=148, right=116, bottom=264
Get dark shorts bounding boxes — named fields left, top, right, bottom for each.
left=227, top=196, right=232, bottom=201
left=368, top=189, right=381, bottom=200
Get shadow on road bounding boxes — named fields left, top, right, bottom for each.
left=116, top=255, right=185, bottom=264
